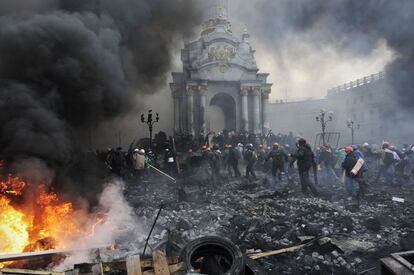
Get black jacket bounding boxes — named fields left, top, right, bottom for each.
left=228, top=148, right=241, bottom=163
left=291, top=144, right=315, bottom=171
left=342, top=152, right=358, bottom=176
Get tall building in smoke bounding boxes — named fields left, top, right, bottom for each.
left=170, top=0, right=272, bottom=136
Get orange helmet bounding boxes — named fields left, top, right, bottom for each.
left=344, top=146, right=353, bottom=153
left=272, top=142, right=279, bottom=148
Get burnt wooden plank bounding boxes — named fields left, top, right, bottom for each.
left=152, top=251, right=170, bottom=275
left=0, top=268, right=63, bottom=275
left=126, top=255, right=142, bottom=275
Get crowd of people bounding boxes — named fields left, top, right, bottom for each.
left=97, top=129, right=414, bottom=203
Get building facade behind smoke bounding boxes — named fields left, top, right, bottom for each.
left=170, top=0, right=272, bottom=137
left=268, top=72, right=411, bottom=146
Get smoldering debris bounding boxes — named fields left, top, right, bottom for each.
left=54, top=180, right=145, bottom=271
left=123, top=174, right=414, bottom=274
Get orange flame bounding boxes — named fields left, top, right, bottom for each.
left=0, top=171, right=105, bottom=268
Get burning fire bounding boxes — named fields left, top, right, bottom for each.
left=0, top=172, right=105, bottom=268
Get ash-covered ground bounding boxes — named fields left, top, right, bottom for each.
left=121, top=166, right=414, bottom=275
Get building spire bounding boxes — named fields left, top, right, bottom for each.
left=201, top=0, right=232, bottom=35
left=205, top=0, right=229, bottom=21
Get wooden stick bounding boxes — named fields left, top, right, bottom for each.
left=0, top=268, right=63, bottom=275
left=0, top=245, right=112, bottom=263
left=248, top=244, right=306, bottom=260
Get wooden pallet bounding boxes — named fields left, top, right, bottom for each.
left=1, top=251, right=185, bottom=275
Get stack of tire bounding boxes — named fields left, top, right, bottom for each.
left=179, top=236, right=267, bottom=275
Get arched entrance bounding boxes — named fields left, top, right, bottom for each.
left=208, top=93, right=236, bottom=132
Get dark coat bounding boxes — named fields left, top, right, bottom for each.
left=291, top=144, right=315, bottom=171
left=266, top=148, right=288, bottom=166
left=319, top=149, right=336, bottom=166
left=342, top=152, right=358, bottom=177
left=228, top=147, right=241, bottom=164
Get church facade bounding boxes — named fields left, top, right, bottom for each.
left=170, top=9, right=272, bottom=137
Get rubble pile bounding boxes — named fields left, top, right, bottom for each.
left=124, top=175, right=414, bottom=275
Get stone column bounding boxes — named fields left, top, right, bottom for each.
left=172, top=88, right=181, bottom=135
left=252, top=86, right=261, bottom=134
left=262, top=88, right=270, bottom=134
left=186, top=84, right=195, bottom=136
left=240, top=85, right=249, bottom=132
left=199, top=83, right=208, bottom=136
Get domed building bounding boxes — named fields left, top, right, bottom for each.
left=170, top=2, right=272, bottom=137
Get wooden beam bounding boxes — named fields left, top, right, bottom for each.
left=0, top=245, right=112, bottom=263
left=248, top=244, right=306, bottom=260
left=140, top=256, right=179, bottom=268
left=152, top=251, right=170, bottom=275
left=126, top=255, right=142, bottom=275
left=168, top=262, right=185, bottom=274
left=0, top=268, right=63, bottom=275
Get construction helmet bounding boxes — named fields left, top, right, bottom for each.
left=272, top=142, right=279, bottom=148
left=344, top=146, right=354, bottom=153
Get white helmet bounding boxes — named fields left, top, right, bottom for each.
left=134, top=148, right=139, bottom=152
left=139, top=149, right=145, bottom=154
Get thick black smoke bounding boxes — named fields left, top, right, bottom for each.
left=0, top=0, right=201, bottom=197
left=233, top=0, right=414, bottom=106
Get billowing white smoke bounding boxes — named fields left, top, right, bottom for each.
left=55, top=180, right=144, bottom=271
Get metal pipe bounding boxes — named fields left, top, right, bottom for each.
left=147, top=164, right=176, bottom=183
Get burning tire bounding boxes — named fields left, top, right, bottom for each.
left=180, top=236, right=245, bottom=275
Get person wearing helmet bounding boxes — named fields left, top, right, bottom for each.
left=374, top=142, right=397, bottom=184
left=266, top=142, right=288, bottom=188
left=132, top=148, right=146, bottom=181
left=290, top=138, right=318, bottom=196
left=208, top=145, right=222, bottom=182
left=342, top=146, right=360, bottom=200
left=244, top=143, right=258, bottom=180
left=228, top=144, right=242, bottom=177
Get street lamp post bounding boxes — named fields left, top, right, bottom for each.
left=315, top=109, right=333, bottom=146
left=346, top=120, right=360, bottom=145
left=140, top=110, right=159, bottom=149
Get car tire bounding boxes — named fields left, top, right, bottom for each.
left=180, top=236, right=245, bottom=275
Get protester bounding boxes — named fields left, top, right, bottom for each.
left=266, top=142, right=288, bottom=188
left=132, top=148, right=146, bottom=180
left=244, top=143, right=258, bottom=180
left=290, top=138, right=318, bottom=196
